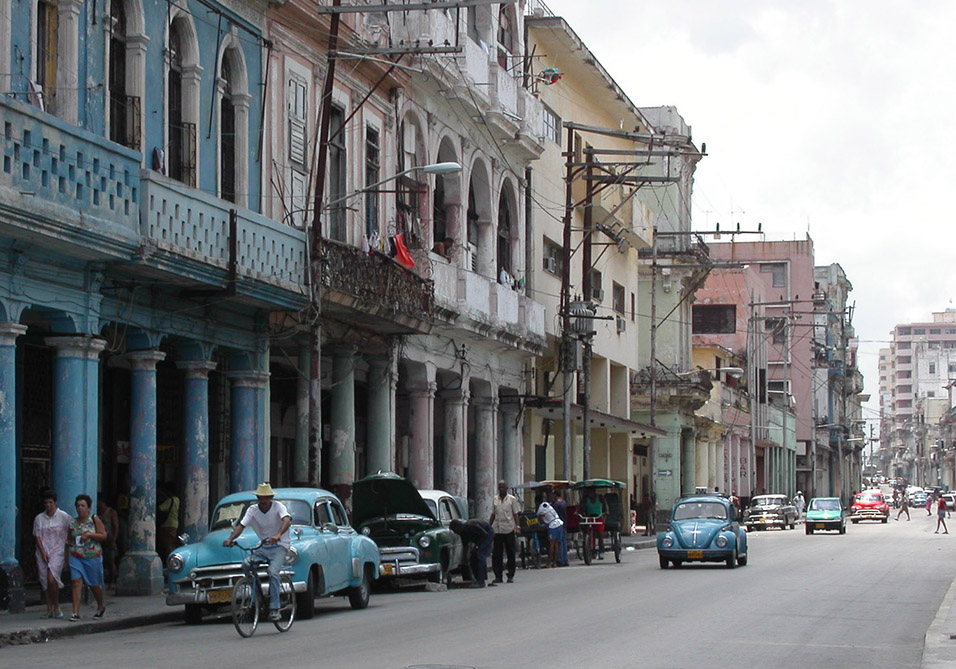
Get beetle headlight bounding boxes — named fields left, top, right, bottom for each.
left=284, top=546, right=299, bottom=566
left=360, top=526, right=371, bottom=536
left=715, top=535, right=729, bottom=548
left=419, top=535, right=432, bottom=548
left=167, top=553, right=185, bottom=573
left=661, top=536, right=673, bottom=548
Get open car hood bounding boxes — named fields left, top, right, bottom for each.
left=352, top=472, right=436, bottom=527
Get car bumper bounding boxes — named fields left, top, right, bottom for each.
left=806, top=520, right=843, bottom=530
left=746, top=517, right=785, bottom=527
left=378, top=561, right=440, bottom=578
left=850, top=510, right=887, bottom=520
left=658, top=548, right=733, bottom=563
left=167, top=571, right=303, bottom=607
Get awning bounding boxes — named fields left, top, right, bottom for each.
left=527, top=399, right=665, bottom=437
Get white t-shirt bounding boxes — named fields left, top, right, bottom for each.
left=537, top=501, right=563, bottom=529
left=240, top=501, right=292, bottom=548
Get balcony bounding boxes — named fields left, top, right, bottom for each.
left=0, top=96, right=141, bottom=260
left=631, top=366, right=712, bottom=413
left=319, top=241, right=433, bottom=335
left=431, top=257, right=545, bottom=349
left=139, top=171, right=307, bottom=309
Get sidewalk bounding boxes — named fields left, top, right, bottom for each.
left=923, top=573, right=956, bottom=668
left=0, top=587, right=178, bottom=648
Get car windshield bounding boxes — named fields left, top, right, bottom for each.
left=856, top=493, right=883, bottom=503
left=809, top=499, right=841, bottom=511
left=209, top=499, right=312, bottom=532
left=423, top=499, right=438, bottom=517
left=674, top=501, right=728, bottom=520
left=752, top=496, right=786, bottom=507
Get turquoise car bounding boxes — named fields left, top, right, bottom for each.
left=166, top=488, right=381, bottom=624
left=657, top=494, right=749, bottom=569
left=805, top=497, right=846, bottom=534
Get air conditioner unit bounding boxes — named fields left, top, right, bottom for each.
left=616, top=316, right=626, bottom=333
left=543, top=256, right=558, bottom=274
left=592, top=288, right=604, bottom=302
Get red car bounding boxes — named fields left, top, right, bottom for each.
left=850, top=491, right=889, bottom=523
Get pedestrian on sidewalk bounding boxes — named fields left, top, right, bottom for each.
left=68, top=494, right=107, bottom=621
left=896, top=497, right=911, bottom=521
left=489, top=480, right=521, bottom=584
left=33, top=489, right=71, bottom=619
left=450, top=519, right=495, bottom=588
left=935, top=497, right=949, bottom=534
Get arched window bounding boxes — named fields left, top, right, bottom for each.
left=167, top=22, right=193, bottom=185
left=497, top=188, right=513, bottom=278
left=108, top=0, right=141, bottom=149
left=217, top=41, right=249, bottom=206
left=219, top=56, right=236, bottom=202
left=497, top=5, right=516, bottom=69
left=34, top=0, right=58, bottom=113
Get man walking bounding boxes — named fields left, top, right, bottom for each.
left=489, top=480, right=521, bottom=585
left=896, top=495, right=911, bottom=521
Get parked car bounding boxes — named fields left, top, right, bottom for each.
left=849, top=490, right=889, bottom=523
left=657, top=494, right=748, bottom=569
left=744, top=495, right=798, bottom=531
left=166, top=487, right=381, bottom=624
left=805, top=497, right=846, bottom=534
left=353, top=473, right=464, bottom=586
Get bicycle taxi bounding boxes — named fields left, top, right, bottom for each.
left=570, top=479, right=625, bottom=564
left=513, top=480, right=572, bottom=569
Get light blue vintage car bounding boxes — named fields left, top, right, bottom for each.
left=166, top=487, right=380, bottom=624
left=657, top=494, right=749, bottom=569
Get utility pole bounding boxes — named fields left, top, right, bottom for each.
left=581, top=151, right=594, bottom=481
left=561, top=125, right=574, bottom=481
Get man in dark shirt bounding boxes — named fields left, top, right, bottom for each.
left=450, top=519, right=495, bottom=588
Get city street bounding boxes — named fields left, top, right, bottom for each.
left=6, top=514, right=955, bottom=669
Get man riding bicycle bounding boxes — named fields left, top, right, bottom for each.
left=223, top=483, right=292, bottom=621
left=579, top=488, right=607, bottom=559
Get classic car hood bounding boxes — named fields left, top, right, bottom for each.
left=171, top=527, right=262, bottom=573
left=353, top=473, right=436, bottom=528
left=806, top=509, right=841, bottom=520
left=671, top=519, right=727, bottom=549
left=749, top=504, right=785, bottom=512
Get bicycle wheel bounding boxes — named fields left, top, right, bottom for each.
left=231, top=576, right=259, bottom=638
left=613, top=532, right=622, bottom=563
left=583, top=529, right=592, bottom=565
left=273, top=574, right=296, bottom=632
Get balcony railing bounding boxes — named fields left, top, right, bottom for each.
left=319, top=240, right=434, bottom=330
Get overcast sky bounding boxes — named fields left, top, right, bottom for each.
left=541, top=0, right=956, bottom=430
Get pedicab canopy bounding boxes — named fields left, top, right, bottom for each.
left=572, top=479, right=625, bottom=490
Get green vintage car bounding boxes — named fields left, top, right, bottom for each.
left=805, top=497, right=846, bottom=534
left=352, top=472, right=465, bottom=586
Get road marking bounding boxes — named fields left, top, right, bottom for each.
left=741, top=639, right=906, bottom=651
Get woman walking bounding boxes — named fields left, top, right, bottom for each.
left=935, top=496, right=949, bottom=534
left=68, top=494, right=107, bottom=621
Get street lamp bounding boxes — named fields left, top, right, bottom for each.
left=324, top=162, right=462, bottom=209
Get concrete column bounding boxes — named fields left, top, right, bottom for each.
left=680, top=428, right=695, bottom=496
left=366, top=356, right=392, bottom=475
left=731, top=434, right=740, bottom=494
left=473, top=395, right=498, bottom=520
left=652, top=417, right=682, bottom=526
left=177, top=360, right=216, bottom=541
left=709, top=439, right=720, bottom=490
left=695, top=436, right=708, bottom=488
left=408, top=382, right=437, bottom=490
left=228, top=370, right=270, bottom=493
left=0, top=324, right=27, bottom=612
left=294, top=346, right=310, bottom=483
left=443, top=388, right=470, bottom=497
left=500, top=402, right=520, bottom=488
left=46, top=336, right=106, bottom=510
left=117, top=350, right=165, bottom=596
left=56, top=0, right=83, bottom=124
left=329, top=346, right=356, bottom=495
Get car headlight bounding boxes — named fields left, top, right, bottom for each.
left=661, top=536, right=673, bottom=548
left=715, top=535, right=728, bottom=548
left=284, top=546, right=299, bottom=566
left=419, top=535, right=432, bottom=548
left=167, top=553, right=185, bottom=573
left=360, top=526, right=371, bottom=536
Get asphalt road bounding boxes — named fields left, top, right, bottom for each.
left=6, top=513, right=955, bottom=669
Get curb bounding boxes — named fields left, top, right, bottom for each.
left=923, top=575, right=956, bottom=668
left=0, top=610, right=180, bottom=649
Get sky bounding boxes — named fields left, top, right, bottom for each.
left=541, top=0, right=956, bottom=430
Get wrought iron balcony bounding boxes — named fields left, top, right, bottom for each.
left=319, top=240, right=434, bottom=335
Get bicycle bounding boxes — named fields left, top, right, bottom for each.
left=231, top=539, right=297, bottom=637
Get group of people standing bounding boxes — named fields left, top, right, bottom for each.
left=33, top=490, right=113, bottom=621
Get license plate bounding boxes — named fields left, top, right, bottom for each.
left=382, top=564, right=394, bottom=575
left=687, top=550, right=703, bottom=559
left=815, top=523, right=825, bottom=529
left=207, top=588, right=232, bottom=604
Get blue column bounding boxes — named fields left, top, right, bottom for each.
left=366, top=355, right=393, bottom=475
left=178, top=360, right=216, bottom=541
left=294, top=346, right=310, bottom=483
left=228, top=371, right=269, bottom=493
left=0, top=324, right=27, bottom=613
left=117, top=350, right=166, bottom=596
left=329, top=346, right=356, bottom=497
left=45, top=336, right=107, bottom=512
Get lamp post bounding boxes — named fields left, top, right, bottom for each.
left=306, top=160, right=462, bottom=489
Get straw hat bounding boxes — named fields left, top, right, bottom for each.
left=255, top=482, right=276, bottom=497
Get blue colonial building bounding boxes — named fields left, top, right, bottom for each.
left=1, top=0, right=307, bottom=608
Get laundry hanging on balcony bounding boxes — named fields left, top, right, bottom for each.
left=392, top=234, right=415, bottom=269
left=538, top=68, right=562, bottom=85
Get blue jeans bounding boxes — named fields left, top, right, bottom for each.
left=551, top=525, right=568, bottom=566
left=472, top=530, right=494, bottom=584
left=243, top=544, right=286, bottom=611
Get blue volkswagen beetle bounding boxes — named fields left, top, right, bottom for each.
left=166, top=488, right=380, bottom=624
left=657, top=494, right=749, bottom=569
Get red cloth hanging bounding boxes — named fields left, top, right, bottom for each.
left=393, top=234, right=415, bottom=269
